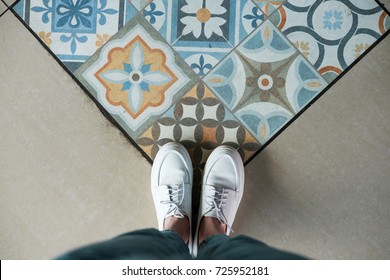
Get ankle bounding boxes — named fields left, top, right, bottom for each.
left=164, top=216, right=190, bottom=244
left=198, top=217, right=227, bottom=245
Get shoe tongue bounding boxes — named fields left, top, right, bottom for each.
left=161, top=170, right=187, bottom=185
left=208, top=169, right=236, bottom=191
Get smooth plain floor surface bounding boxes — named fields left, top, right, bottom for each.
left=1, top=1, right=389, bottom=259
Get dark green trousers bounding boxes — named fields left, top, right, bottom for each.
left=57, top=228, right=306, bottom=260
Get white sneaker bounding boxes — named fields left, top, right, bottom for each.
left=193, top=146, right=245, bottom=256
left=151, top=142, right=193, bottom=253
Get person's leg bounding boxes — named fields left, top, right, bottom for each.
left=197, top=230, right=306, bottom=260
left=57, top=142, right=194, bottom=260
left=193, top=146, right=245, bottom=256
left=57, top=228, right=191, bottom=260
left=193, top=146, right=305, bottom=259
left=196, top=217, right=305, bottom=259
left=150, top=142, right=193, bottom=254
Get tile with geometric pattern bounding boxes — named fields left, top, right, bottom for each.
left=137, top=82, right=261, bottom=182
left=74, top=14, right=198, bottom=138
left=269, top=0, right=390, bottom=82
left=205, top=20, right=328, bottom=144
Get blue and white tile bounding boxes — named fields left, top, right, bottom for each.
left=178, top=52, right=226, bottom=76
left=270, top=0, right=390, bottom=82
left=236, top=0, right=266, bottom=44
left=205, top=20, right=328, bottom=143
left=14, top=0, right=138, bottom=72
left=143, top=0, right=264, bottom=76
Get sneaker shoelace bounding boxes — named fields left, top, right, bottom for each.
left=205, top=187, right=234, bottom=234
left=160, top=183, right=186, bottom=218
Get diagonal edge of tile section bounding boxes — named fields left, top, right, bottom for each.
left=269, top=0, right=390, bottom=82
left=74, top=13, right=199, bottom=143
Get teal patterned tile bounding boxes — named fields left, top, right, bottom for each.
left=205, top=20, right=328, bottom=144
left=269, top=0, right=390, bottom=82
left=14, top=0, right=138, bottom=72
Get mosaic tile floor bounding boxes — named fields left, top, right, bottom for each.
left=12, top=0, right=390, bottom=180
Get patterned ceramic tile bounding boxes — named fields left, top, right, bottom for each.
left=205, top=20, right=328, bottom=144
left=74, top=14, right=198, bottom=138
left=253, top=0, right=285, bottom=17
left=14, top=0, right=138, bottom=72
left=137, top=82, right=261, bottom=180
left=270, top=0, right=390, bottom=82
left=143, top=0, right=265, bottom=76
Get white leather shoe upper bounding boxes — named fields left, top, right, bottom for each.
left=194, top=146, right=244, bottom=255
left=151, top=142, right=193, bottom=252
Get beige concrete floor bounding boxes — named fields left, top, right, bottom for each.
left=1, top=3, right=389, bottom=259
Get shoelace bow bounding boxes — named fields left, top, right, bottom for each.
left=206, top=188, right=234, bottom=233
left=160, top=183, right=186, bottom=218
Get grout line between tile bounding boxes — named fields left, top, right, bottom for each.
left=201, top=17, right=269, bottom=83
left=271, top=28, right=328, bottom=86
left=201, top=82, right=263, bottom=161
left=264, top=3, right=329, bottom=84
